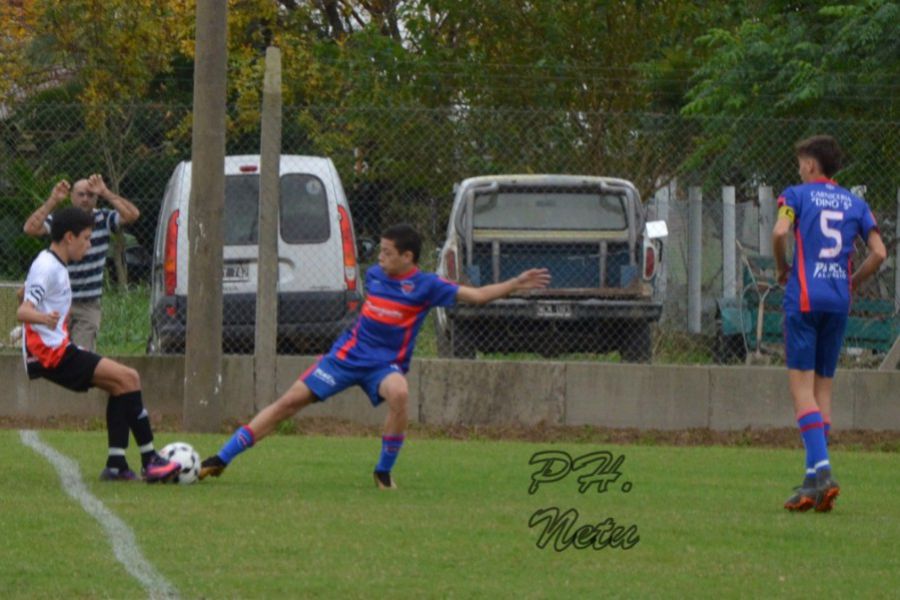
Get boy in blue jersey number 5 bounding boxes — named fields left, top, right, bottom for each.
left=774, top=136, right=886, bottom=512
left=200, top=223, right=550, bottom=489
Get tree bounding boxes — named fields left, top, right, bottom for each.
left=678, top=0, right=899, bottom=206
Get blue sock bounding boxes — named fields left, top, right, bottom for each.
left=218, top=425, right=256, bottom=465
left=797, top=410, right=829, bottom=474
left=375, top=435, right=405, bottom=473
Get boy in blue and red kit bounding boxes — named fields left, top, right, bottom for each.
left=774, top=135, right=886, bottom=512
left=199, top=224, right=550, bottom=489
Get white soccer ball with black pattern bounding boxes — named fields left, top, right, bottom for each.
left=160, top=442, right=200, bottom=484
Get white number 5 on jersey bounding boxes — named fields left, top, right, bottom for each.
left=819, top=210, right=843, bottom=259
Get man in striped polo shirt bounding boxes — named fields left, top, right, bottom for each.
left=24, top=174, right=140, bottom=351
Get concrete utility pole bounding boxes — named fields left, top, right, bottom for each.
left=254, top=47, right=282, bottom=410
left=722, top=186, right=736, bottom=300
left=687, top=186, right=702, bottom=334
left=184, top=0, right=227, bottom=431
left=758, top=186, right=775, bottom=257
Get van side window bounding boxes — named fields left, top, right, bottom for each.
left=280, top=174, right=330, bottom=243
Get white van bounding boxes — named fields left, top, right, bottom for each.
left=148, top=155, right=363, bottom=354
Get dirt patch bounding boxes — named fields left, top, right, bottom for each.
left=3, top=415, right=899, bottom=452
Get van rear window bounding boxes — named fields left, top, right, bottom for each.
left=224, top=173, right=330, bottom=245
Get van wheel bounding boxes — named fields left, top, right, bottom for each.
left=620, top=321, right=651, bottom=363
left=149, top=330, right=183, bottom=355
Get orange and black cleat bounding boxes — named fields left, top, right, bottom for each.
left=814, top=471, right=841, bottom=513
left=198, top=455, right=227, bottom=480
left=784, top=484, right=817, bottom=512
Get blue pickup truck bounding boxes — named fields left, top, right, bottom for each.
left=434, top=175, right=667, bottom=361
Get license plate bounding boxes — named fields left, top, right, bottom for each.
left=223, top=263, right=249, bottom=282
left=536, top=304, right=573, bottom=318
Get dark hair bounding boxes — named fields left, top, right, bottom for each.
left=794, top=135, right=843, bottom=177
left=50, top=207, right=93, bottom=242
left=381, top=223, right=422, bottom=263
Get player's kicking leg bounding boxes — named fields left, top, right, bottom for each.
left=373, top=373, right=408, bottom=490
left=199, top=378, right=316, bottom=479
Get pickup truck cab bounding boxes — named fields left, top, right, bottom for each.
left=435, top=174, right=666, bottom=361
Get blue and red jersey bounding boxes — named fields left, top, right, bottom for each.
left=778, top=179, right=878, bottom=313
left=327, top=265, right=459, bottom=372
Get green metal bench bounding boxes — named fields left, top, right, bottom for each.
left=714, top=252, right=900, bottom=363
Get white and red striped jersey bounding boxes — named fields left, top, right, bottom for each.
left=22, top=250, right=72, bottom=368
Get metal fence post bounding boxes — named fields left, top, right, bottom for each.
left=722, top=186, right=736, bottom=299
left=758, top=186, right=774, bottom=257
left=688, top=186, right=702, bottom=334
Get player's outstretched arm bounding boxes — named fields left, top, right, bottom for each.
left=456, top=268, right=551, bottom=305
left=16, top=300, right=60, bottom=329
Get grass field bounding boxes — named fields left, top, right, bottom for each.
left=3, top=429, right=899, bottom=599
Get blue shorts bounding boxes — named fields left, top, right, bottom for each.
left=300, top=354, right=402, bottom=406
left=784, top=311, right=848, bottom=377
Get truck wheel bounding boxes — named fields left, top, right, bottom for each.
left=450, top=321, right=476, bottom=359
left=620, top=321, right=652, bottom=363
left=435, top=321, right=453, bottom=358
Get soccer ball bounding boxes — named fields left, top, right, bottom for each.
left=160, top=442, right=200, bottom=484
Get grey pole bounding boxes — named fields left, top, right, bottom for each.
left=722, top=186, right=736, bottom=299
left=254, top=47, right=282, bottom=411
left=895, top=188, right=900, bottom=314
left=184, top=0, right=227, bottom=432
left=758, top=186, right=775, bottom=257
left=688, top=186, right=702, bottom=334
left=653, top=179, right=672, bottom=306
left=879, top=187, right=900, bottom=370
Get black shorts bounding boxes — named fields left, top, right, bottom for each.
left=27, top=344, right=102, bottom=393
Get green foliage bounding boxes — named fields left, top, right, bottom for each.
left=676, top=1, right=899, bottom=205
left=0, top=158, right=63, bottom=278
left=95, top=283, right=150, bottom=356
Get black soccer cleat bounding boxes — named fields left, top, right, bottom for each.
left=198, top=455, right=227, bottom=480
left=814, top=469, right=840, bottom=513
left=373, top=470, right=397, bottom=490
left=784, top=482, right=816, bottom=512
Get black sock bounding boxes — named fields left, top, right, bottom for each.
left=106, top=397, right=130, bottom=470
left=114, top=391, right=156, bottom=468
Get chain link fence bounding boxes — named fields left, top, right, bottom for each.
left=1, top=103, right=898, bottom=366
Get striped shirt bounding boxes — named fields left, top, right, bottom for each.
left=45, top=209, right=120, bottom=301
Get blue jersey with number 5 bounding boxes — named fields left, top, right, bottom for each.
left=778, top=179, right=878, bottom=313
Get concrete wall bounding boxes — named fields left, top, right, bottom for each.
left=2, top=355, right=899, bottom=431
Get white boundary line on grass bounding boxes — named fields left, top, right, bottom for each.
left=19, top=430, right=179, bottom=600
